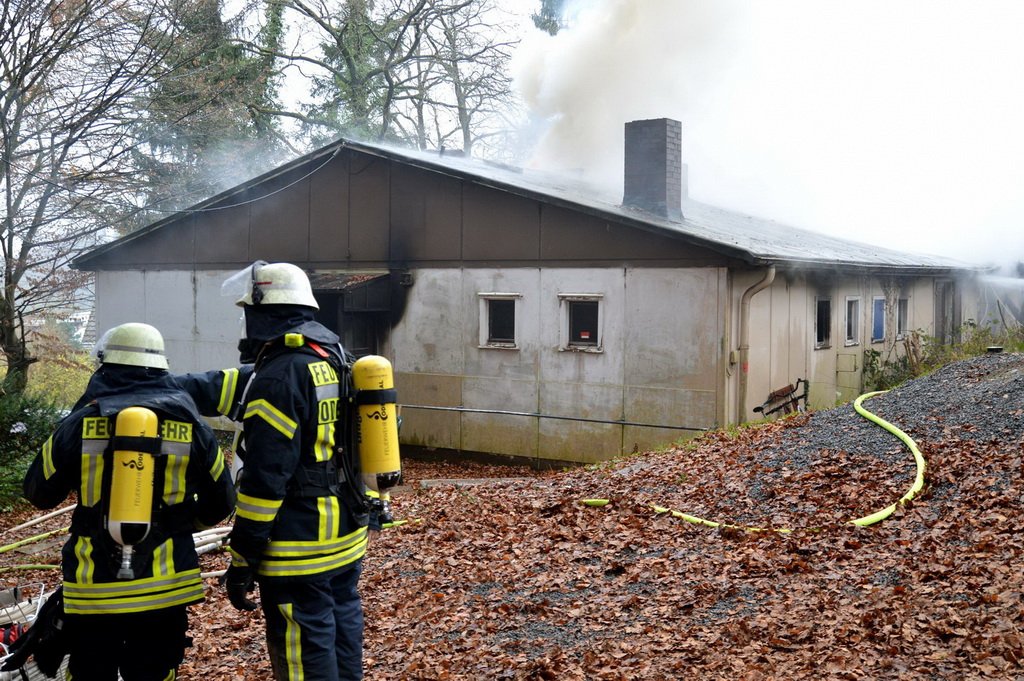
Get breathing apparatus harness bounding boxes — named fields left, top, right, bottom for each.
left=244, top=332, right=367, bottom=512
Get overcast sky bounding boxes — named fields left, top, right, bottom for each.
left=506, top=0, right=1024, bottom=269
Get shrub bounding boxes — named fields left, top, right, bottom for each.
left=26, top=350, right=93, bottom=409
left=0, top=393, right=64, bottom=509
left=864, top=324, right=1024, bottom=391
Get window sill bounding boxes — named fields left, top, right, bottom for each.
left=814, top=344, right=831, bottom=351
left=844, top=340, right=860, bottom=347
left=559, top=345, right=603, bottom=354
left=480, top=343, right=519, bottom=351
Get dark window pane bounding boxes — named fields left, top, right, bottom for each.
left=569, top=300, right=599, bottom=346
left=846, top=299, right=858, bottom=342
left=816, top=299, right=831, bottom=346
left=488, top=299, right=515, bottom=343
left=342, top=313, right=378, bottom=357
left=314, top=292, right=341, bottom=334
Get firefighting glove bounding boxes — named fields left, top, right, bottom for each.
left=223, top=564, right=258, bottom=611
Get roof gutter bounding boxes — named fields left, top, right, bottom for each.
left=738, top=265, right=776, bottom=421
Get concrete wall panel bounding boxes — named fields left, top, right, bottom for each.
left=624, top=385, right=716, bottom=432
left=96, top=271, right=147, bottom=332
left=462, top=268, right=541, bottom=380
left=461, top=412, right=539, bottom=459
left=394, top=371, right=461, bottom=450
left=539, top=418, right=621, bottom=464
left=538, top=268, right=625, bottom=387
left=96, top=270, right=239, bottom=373
left=391, top=270, right=464, bottom=374
left=624, top=268, right=722, bottom=391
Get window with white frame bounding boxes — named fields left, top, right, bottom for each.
left=896, top=297, right=909, bottom=338
left=478, top=293, right=520, bottom=349
left=559, top=293, right=603, bottom=351
left=845, top=297, right=861, bottom=345
left=871, top=296, right=886, bottom=343
left=815, top=297, right=832, bottom=349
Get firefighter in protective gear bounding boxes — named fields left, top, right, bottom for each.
left=22, top=322, right=236, bottom=681
left=192, top=261, right=372, bottom=680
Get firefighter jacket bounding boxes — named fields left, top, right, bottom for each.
left=175, top=365, right=254, bottom=422
left=179, top=325, right=369, bottom=583
left=23, top=366, right=236, bottom=616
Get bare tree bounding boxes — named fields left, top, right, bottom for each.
left=0, top=0, right=188, bottom=393
left=240, top=0, right=520, bottom=154
left=394, top=0, right=519, bottom=156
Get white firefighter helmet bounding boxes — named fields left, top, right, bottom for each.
left=221, top=261, right=319, bottom=309
left=94, top=323, right=169, bottom=370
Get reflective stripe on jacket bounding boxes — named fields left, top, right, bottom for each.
left=23, top=368, right=236, bottom=615
left=225, top=338, right=368, bottom=581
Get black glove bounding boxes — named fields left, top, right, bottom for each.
left=223, top=563, right=258, bottom=611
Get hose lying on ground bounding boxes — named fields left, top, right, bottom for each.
left=0, top=529, right=69, bottom=556
left=583, top=390, right=927, bottom=531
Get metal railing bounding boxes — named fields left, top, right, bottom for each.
left=399, top=404, right=708, bottom=432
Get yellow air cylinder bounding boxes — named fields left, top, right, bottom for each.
left=352, top=355, right=402, bottom=490
left=108, top=407, right=158, bottom=578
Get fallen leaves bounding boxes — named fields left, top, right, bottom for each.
left=3, top=355, right=1024, bottom=679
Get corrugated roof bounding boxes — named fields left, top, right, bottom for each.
left=75, top=136, right=984, bottom=274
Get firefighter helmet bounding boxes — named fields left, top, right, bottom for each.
left=222, top=261, right=319, bottom=310
left=94, top=323, right=169, bottom=370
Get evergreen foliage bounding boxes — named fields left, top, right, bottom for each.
left=0, top=393, right=63, bottom=509
left=129, top=0, right=288, bottom=221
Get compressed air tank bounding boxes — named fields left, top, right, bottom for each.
left=108, top=407, right=158, bottom=578
left=352, top=355, right=402, bottom=490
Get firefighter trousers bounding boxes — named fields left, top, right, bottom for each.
left=65, top=606, right=188, bottom=681
left=260, top=562, right=364, bottom=681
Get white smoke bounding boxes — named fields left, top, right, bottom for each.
left=510, top=0, right=1024, bottom=267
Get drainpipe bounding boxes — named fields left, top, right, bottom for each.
left=738, top=265, right=776, bottom=421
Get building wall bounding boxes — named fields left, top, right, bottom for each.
left=738, top=271, right=940, bottom=418
left=393, top=266, right=726, bottom=464
left=94, top=264, right=726, bottom=463
left=95, top=269, right=240, bottom=374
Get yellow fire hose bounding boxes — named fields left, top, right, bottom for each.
left=0, top=527, right=69, bottom=555
left=583, top=390, right=927, bottom=531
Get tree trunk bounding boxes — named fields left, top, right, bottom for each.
left=0, top=328, right=32, bottom=395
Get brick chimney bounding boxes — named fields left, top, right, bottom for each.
left=622, top=118, right=685, bottom=221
